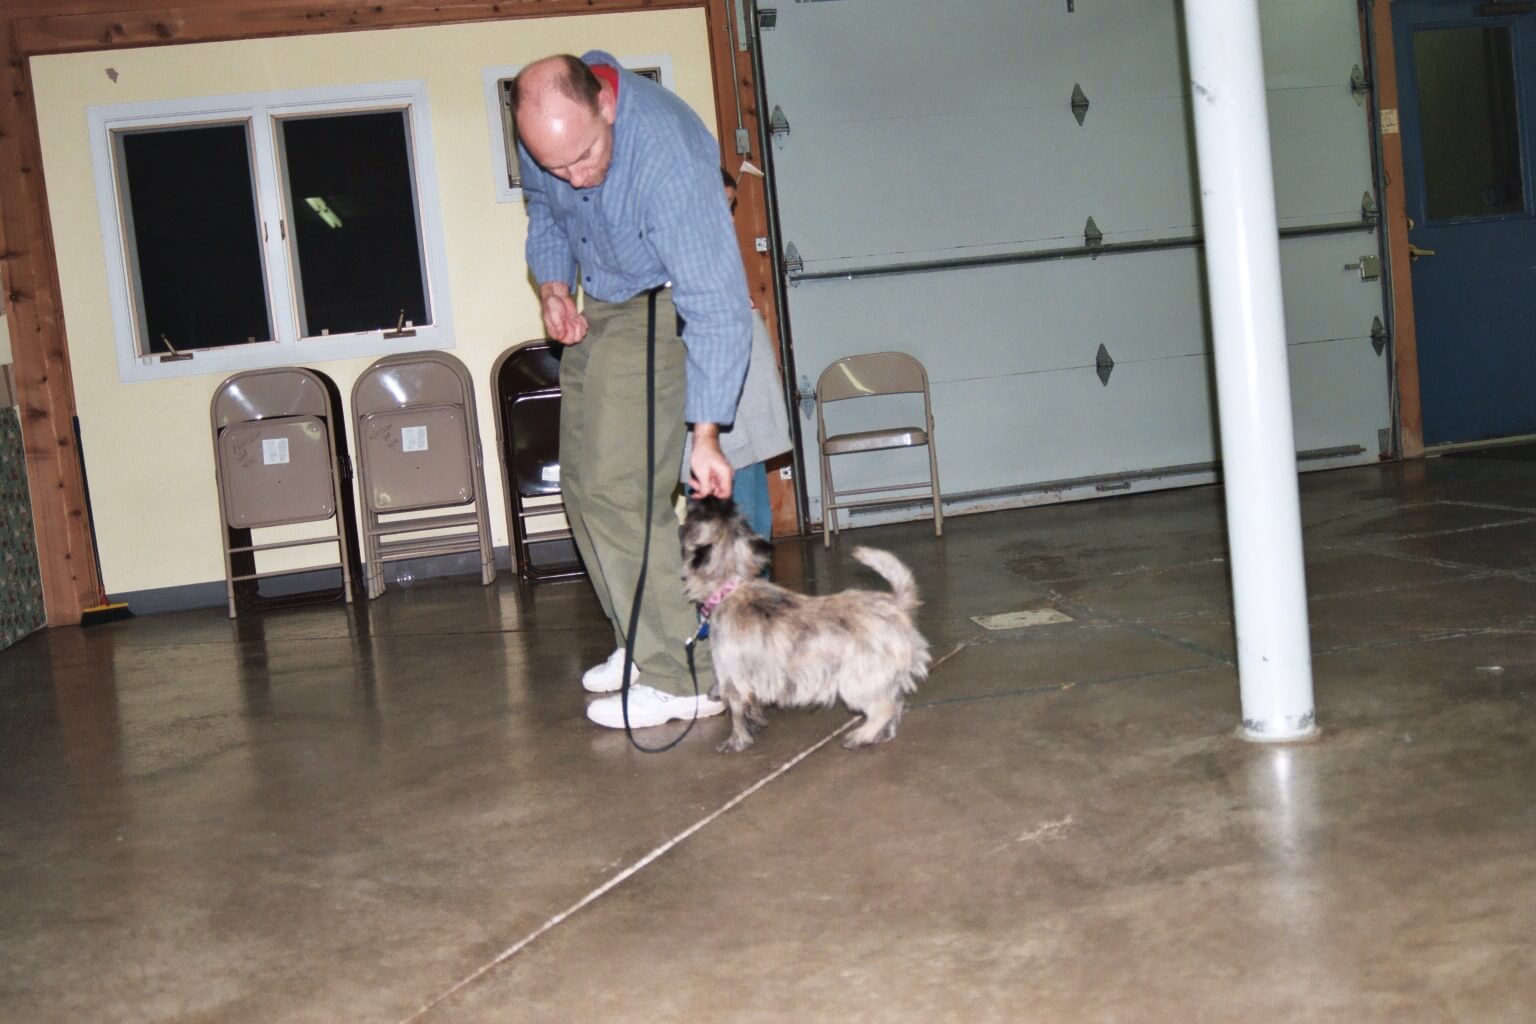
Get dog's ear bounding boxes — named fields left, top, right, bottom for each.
left=750, top=537, right=773, bottom=561
left=686, top=495, right=736, bottom=525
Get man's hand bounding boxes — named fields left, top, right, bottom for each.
left=689, top=424, right=734, bottom=499
left=539, top=282, right=589, bottom=345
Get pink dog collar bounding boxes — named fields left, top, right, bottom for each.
left=699, top=578, right=742, bottom=620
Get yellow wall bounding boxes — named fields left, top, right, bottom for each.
left=30, top=9, right=716, bottom=594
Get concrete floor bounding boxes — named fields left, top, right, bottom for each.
left=2, top=457, right=1533, bottom=1023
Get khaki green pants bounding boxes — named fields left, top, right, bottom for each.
left=559, top=289, right=713, bottom=696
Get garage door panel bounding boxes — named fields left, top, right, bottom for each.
left=811, top=357, right=1220, bottom=517
left=786, top=254, right=1209, bottom=385
left=1278, top=233, right=1390, bottom=348
left=1260, top=0, right=1370, bottom=88
left=1269, top=89, right=1376, bottom=223
left=761, top=1, right=1187, bottom=125
left=1288, top=338, right=1390, bottom=456
left=776, top=100, right=1199, bottom=267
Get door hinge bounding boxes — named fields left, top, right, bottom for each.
left=1070, top=83, right=1090, bottom=126
left=796, top=374, right=816, bottom=418
left=1361, top=191, right=1380, bottom=226
left=783, top=241, right=804, bottom=279
left=1350, top=64, right=1370, bottom=106
left=1095, top=343, right=1115, bottom=386
left=757, top=7, right=777, bottom=30
left=1084, top=215, right=1103, bottom=248
left=768, top=105, right=791, bottom=150
left=1370, top=316, right=1388, bottom=356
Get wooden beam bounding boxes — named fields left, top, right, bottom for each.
left=1367, top=0, right=1424, bottom=458
left=0, top=20, right=102, bottom=625
left=17, top=0, right=699, bottom=56
left=703, top=0, right=800, bottom=536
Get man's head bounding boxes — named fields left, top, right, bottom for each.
left=512, top=55, right=617, bottom=190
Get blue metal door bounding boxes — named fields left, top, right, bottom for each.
left=1394, top=0, right=1536, bottom=445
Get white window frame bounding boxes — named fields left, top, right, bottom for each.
left=483, top=54, right=676, bottom=204
left=89, top=81, right=454, bottom=383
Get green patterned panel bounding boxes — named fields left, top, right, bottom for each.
left=0, top=407, right=46, bottom=650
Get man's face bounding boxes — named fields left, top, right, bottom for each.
left=518, top=84, right=617, bottom=190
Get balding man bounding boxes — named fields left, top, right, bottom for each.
left=513, top=51, right=751, bottom=731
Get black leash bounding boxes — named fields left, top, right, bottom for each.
left=618, top=287, right=703, bottom=753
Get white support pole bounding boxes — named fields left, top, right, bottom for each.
left=1183, top=0, right=1318, bottom=741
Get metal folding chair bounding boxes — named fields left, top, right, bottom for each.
left=351, top=351, right=496, bottom=599
left=816, top=351, right=943, bottom=548
left=491, top=340, right=583, bottom=581
left=210, top=367, right=355, bottom=618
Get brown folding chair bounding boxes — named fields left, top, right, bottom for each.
left=490, top=340, right=583, bottom=581
left=815, top=351, right=943, bottom=548
left=351, top=351, right=496, bottom=599
left=210, top=367, right=355, bottom=618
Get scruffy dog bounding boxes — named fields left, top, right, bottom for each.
left=681, top=497, right=930, bottom=752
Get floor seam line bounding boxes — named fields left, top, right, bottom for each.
left=396, top=718, right=856, bottom=1024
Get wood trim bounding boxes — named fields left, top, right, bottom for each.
left=1367, top=0, right=1424, bottom=458
left=704, top=0, right=800, bottom=536
left=16, top=0, right=699, bottom=56
left=0, top=20, right=101, bottom=625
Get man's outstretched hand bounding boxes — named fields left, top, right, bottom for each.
left=689, top=424, right=733, bottom=499
left=539, top=282, right=588, bottom=345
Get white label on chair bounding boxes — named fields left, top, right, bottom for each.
left=262, top=437, right=290, bottom=465
left=401, top=425, right=429, bottom=452
left=541, top=465, right=560, bottom=483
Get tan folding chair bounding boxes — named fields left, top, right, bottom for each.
left=816, top=351, right=943, bottom=548
left=352, top=351, right=496, bottom=599
left=490, top=340, right=583, bottom=581
left=210, top=367, right=355, bottom=618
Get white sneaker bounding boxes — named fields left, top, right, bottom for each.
left=582, top=647, right=637, bottom=693
left=586, top=683, right=725, bottom=730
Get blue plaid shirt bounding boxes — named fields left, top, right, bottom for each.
left=520, top=51, right=752, bottom=426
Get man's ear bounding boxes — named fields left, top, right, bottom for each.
left=597, top=81, right=617, bottom=125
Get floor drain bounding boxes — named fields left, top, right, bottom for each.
left=971, top=608, right=1074, bottom=630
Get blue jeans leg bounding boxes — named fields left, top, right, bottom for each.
left=733, top=462, right=773, bottom=538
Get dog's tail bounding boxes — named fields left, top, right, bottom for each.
left=852, top=546, right=920, bottom=613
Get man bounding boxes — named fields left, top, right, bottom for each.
left=513, top=52, right=752, bottom=730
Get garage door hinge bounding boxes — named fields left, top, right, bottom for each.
left=1071, top=83, right=1090, bottom=126
left=1096, top=343, right=1115, bottom=386
left=768, top=105, right=791, bottom=150
left=796, top=375, right=816, bottom=418
left=1350, top=64, right=1370, bottom=106
left=783, top=241, right=804, bottom=279
left=1084, top=216, right=1103, bottom=248
left=1370, top=316, right=1388, bottom=356
left=1361, top=191, right=1379, bottom=225
left=757, top=7, right=777, bottom=30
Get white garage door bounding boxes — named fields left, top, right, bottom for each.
left=755, top=0, right=1392, bottom=526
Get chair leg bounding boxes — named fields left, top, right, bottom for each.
left=927, top=441, right=943, bottom=538
left=820, top=452, right=833, bottom=548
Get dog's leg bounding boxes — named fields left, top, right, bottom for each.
left=717, top=691, right=757, bottom=753
left=744, top=702, right=769, bottom=731
left=842, top=698, right=902, bottom=748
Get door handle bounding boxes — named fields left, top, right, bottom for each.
left=1408, top=244, right=1437, bottom=261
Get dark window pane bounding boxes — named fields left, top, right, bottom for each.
left=1413, top=26, right=1524, bottom=220
left=119, top=123, right=272, bottom=354
left=280, top=111, right=428, bottom=337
